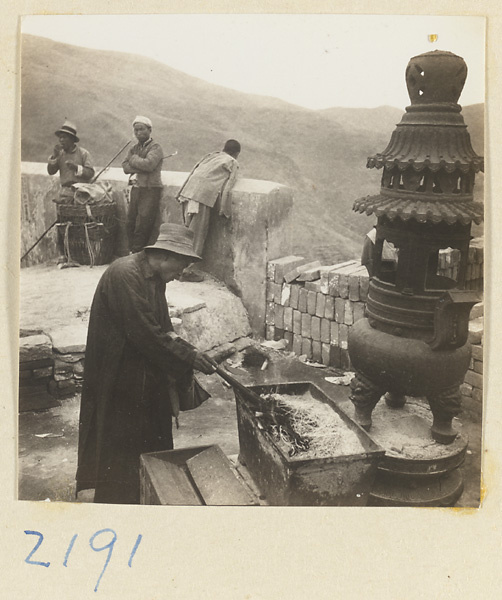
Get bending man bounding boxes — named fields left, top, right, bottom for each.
left=176, top=139, right=240, bottom=280
left=76, top=223, right=216, bottom=504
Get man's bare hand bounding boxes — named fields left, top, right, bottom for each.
left=52, top=144, right=62, bottom=159
left=193, top=352, right=216, bottom=374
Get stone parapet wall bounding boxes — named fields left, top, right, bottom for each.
left=21, top=162, right=293, bottom=337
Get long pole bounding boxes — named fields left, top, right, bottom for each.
left=21, top=221, right=58, bottom=262
left=90, top=140, right=131, bottom=183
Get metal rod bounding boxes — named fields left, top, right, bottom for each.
left=21, top=220, right=57, bottom=262
left=90, top=140, right=131, bottom=183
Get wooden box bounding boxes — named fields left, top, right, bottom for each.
left=140, top=445, right=258, bottom=506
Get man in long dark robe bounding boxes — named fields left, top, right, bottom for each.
left=76, top=223, right=215, bottom=504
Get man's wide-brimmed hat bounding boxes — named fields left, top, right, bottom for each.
left=144, top=223, right=201, bottom=261
left=55, top=120, right=79, bottom=142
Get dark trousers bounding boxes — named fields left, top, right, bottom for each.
left=126, top=187, right=162, bottom=253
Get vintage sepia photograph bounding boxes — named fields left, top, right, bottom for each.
left=18, top=13, right=485, bottom=509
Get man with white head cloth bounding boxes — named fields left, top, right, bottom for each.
left=122, top=116, right=164, bottom=252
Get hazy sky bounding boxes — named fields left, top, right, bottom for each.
left=22, top=14, right=485, bottom=110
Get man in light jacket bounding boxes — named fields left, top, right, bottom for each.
left=122, top=116, right=164, bottom=253
left=176, top=139, right=240, bottom=280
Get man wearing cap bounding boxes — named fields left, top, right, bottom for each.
left=175, top=139, right=241, bottom=281
left=47, top=120, right=95, bottom=203
left=76, top=223, right=216, bottom=504
left=122, top=116, right=164, bottom=253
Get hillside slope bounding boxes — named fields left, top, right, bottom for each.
left=21, top=35, right=484, bottom=262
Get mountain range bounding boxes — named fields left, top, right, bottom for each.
left=21, top=34, right=484, bottom=263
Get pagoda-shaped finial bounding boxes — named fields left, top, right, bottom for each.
left=406, top=50, right=467, bottom=105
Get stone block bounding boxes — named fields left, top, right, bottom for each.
left=344, top=300, right=354, bottom=326
left=307, top=290, right=317, bottom=315
left=339, top=324, right=349, bottom=349
left=274, top=327, right=285, bottom=342
left=316, top=293, right=326, bottom=318
left=32, top=366, right=53, bottom=379
left=321, top=343, right=331, bottom=366
left=284, top=331, right=293, bottom=350
left=292, top=334, right=302, bottom=356
left=312, top=341, right=322, bottom=363
left=320, top=265, right=344, bottom=294
left=57, top=379, right=77, bottom=395
left=301, top=337, right=312, bottom=360
left=269, top=255, right=307, bottom=283
left=470, top=302, right=484, bottom=320
left=281, top=284, right=291, bottom=306
left=296, top=262, right=323, bottom=282
left=330, top=322, right=339, bottom=346
left=305, top=280, right=323, bottom=293
left=353, top=303, right=366, bottom=323
left=320, top=318, right=331, bottom=344
left=49, top=324, right=88, bottom=354
left=464, top=369, right=483, bottom=390
left=349, top=274, right=360, bottom=301
left=19, top=334, right=53, bottom=364
left=324, top=296, right=335, bottom=320
left=471, top=344, right=483, bottom=361
left=468, top=318, right=483, bottom=345
left=289, top=285, right=300, bottom=310
left=283, top=307, right=293, bottom=332
left=340, top=348, right=351, bottom=371
left=293, top=310, right=302, bottom=334
left=275, top=305, right=284, bottom=330
left=273, top=282, right=283, bottom=305
left=329, top=345, right=341, bottom=368
left=301, top=313, right=312, bottom=338
left=311, top=317, right=321, bottom=342
left=338, top=274, right=350, bottom=299
left=359, top=276, right=370, bottom=301
left=472, top=388, right=483, bottom=403
left=298, top=288, right=308, bottom=313
left=473, top=360, right=483, bottom=374
left=53, top=352, right=85, bottom=364
left=73, top=361, right=85, bottom=376
left=266, top=325, right=274, bottom=340
left=284, top=260, right=320, bottom=284
left=460, top=383, right=473, bottom=397
left=266, top=281, right=275, bottom=302
left=265, top=302, right=275, bottom=326
left=55, top=371, right=73, bottom=382
left=19, top=370, right=34, bottom=382
left=335, top=297, right=345, bottom=323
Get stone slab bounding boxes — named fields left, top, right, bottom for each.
left=48, top=324, right=88, bottom=354
left=19, top=334, right=53, bottom=363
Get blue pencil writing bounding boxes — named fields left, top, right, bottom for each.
left=63, top=534, right=78, bottom=567
left=128, top=534, right=143, bottom=567
left=24, top=530, right=50, bottom=568
left=89, top=528, right=117, bottom=592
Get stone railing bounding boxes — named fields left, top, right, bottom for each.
left=20, top=163, right=294, bottom=337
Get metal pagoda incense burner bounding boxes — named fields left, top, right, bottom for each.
left=348, top=50, right=483, bottom=444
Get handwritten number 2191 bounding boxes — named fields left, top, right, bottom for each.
left=24, top=530, right=143, bottom=592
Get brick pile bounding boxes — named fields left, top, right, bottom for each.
left=460, top=304, right=483, bottom=407
left=266, top=256, right=369, bottom=369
